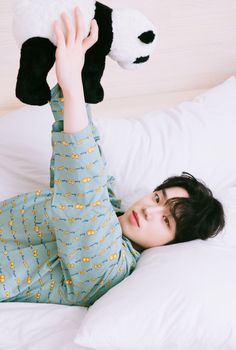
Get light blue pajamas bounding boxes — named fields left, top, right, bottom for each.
left=0, top=84, right=140, bottom=307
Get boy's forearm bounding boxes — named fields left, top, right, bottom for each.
left=63, top=79, right=88, bottom=134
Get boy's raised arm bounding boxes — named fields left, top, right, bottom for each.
left=53, top=6, right=98, bottom=133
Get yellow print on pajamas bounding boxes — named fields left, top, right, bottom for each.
left=0, top=84, right=140, bottom=307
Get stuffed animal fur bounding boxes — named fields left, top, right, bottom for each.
left=12, top=0, right=157, bottom=105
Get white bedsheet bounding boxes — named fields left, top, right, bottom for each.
left=0, top=302, right=90, bottom=350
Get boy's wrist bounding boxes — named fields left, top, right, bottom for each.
left=62, top=77, right=88, bottom=134
left=61, top=76, right=84, bottom=99
left=63, top=89, right=84, bottom=103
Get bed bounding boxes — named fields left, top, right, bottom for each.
left=1, top=1, right=236, bottom=349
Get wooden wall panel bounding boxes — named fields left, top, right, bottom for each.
left=0, top=0, right=236, bottom=116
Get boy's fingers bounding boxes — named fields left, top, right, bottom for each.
left=61, top=11, right=75, bottom=45
left=54, top=20, right=65, bottom=48
left=83, top=19, right=99, bottom=52
left=75, top=6, right=85, bottom=42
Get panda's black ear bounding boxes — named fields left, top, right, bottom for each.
left=138, top=31, right=155, bottom=44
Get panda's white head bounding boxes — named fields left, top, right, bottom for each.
left=109, top=8, right=157, bottom=70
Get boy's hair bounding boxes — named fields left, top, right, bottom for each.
left=153, top=172, right=225, bottom=245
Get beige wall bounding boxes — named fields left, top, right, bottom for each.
left=1, top=0, right=236, bottom=116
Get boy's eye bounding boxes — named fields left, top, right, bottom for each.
left=154, top=192, right=160, bottom=203
left=163, top=216, right=170, bottom=227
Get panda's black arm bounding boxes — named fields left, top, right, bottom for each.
left=81, top=1, right=113, bottom=104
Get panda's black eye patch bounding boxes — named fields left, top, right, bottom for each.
left=133, top=56, right=150, bottom=64
left=138, top=31, right=155, bottom=44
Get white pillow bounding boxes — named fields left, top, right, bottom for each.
left=0, top=103, right=53, bottom=200
left=74, top=240, right=236, bottom=350
left=95, top=75, right=236, bottom=209
left=1, top=76, right=236, bottom=350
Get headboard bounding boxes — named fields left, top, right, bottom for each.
left=1, top=0, right=236, bottom=118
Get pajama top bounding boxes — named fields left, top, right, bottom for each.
left=0, top=84, right=141, bottom=307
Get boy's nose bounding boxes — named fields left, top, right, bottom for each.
left=144, top=205, right=164, bottom=219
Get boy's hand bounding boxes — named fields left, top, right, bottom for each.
left=53, top=6, right=98, bottom=94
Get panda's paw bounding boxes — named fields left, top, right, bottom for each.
left=84, top=85, right=104, bottom=104
left=15, top=37, right=56, bottom=105
left=16, top=80, right=51, bottom=106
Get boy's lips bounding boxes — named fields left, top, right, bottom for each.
left=129, top=210, right=139, bottom=227
left=132, top=211, right=140, bottom=227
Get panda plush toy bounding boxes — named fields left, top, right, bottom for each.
left=13, top=0, right=157, bottom=105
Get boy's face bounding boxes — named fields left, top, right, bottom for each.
left=118, top=186, right=189, bottom=251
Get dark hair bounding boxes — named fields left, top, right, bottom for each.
left=153, top=172, right=225, bottom=245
